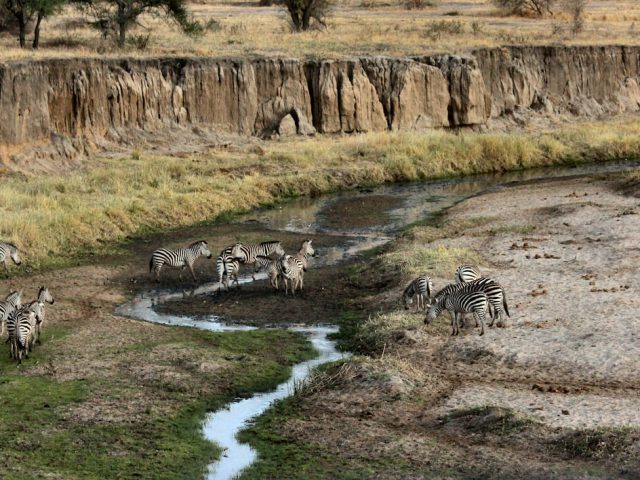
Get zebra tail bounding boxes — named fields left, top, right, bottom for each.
left=149, top=256, right=153, bottom=272
left=503, top=291, right=510, bottom=317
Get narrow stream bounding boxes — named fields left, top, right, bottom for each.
left=115, top=159, right=640, bottom=480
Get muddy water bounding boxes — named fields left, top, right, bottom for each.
left=115, top=159, right=640, bottom=480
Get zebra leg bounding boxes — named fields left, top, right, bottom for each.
left=188, top=263, right=197, bottom=282
left=476, top=310, right=485, bottom=336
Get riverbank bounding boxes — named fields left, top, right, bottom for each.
left=3, top=119, right=640, bottom=272
left=238, top=172, right=640, bottom=478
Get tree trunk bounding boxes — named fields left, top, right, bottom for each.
left=18, top=13, right=27, bottom=48
left=32, top=12, right=43, bottom=49
left=117, top=0, right=127, bottom=47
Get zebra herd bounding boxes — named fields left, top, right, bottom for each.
left=0, top=242, right=56, bottom=364
left=403, top=265, right=510, bottom=336
left=150, top=239, right=317, bottom=295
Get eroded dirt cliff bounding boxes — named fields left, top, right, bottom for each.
left=2, top=46, right=640, bottom=167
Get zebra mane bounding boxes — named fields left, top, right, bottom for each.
left=2, top=242, right=17, bottom=251
left=432, top=283, right=458, bottom=300
left=189, top=240, right=207, bottom=248
left=403, top=282, right=416, bottom=297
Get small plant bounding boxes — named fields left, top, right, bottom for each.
left=471, top=21, right=483, bottom=35
left=131, top=148, right=142, bottom=160
left=424, top=20, right=465, bottom=40
left=550, top=428, right=637, bottom=460
left=127, top=33, right=151, bottom=50
left=493, top=0, right=554, bottom=17
left=405, top=0, right=436, bottom=9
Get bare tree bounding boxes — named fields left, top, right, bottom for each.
left=280, top=0, right=331, bottom=31
left=493, top=0, right=554, bottom=17
left=2, top=0, right=64, bottom=48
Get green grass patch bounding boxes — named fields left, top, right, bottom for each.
left=0, top=328, right=316, bottom=478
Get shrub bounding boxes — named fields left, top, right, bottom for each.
left=493, top=0, right=554, bottom=17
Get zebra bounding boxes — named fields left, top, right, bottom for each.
left=402, top=275, right=433, bottom=311
left=231, top=241, right=285, bottom=280
left=27, top=287, right=54, bottom=345
left=0, top=243, right=22, bottom=271
left=149, top=241, right=212, bottom=282
left=281, top=240, right=316, bottom=295
left=455, top=264, right=481, bottom=284
left=254, top=255, right=287, bottom=290
left=216, top=246, right=240, bottom=291
left=0, top=290, right=22, bottom=337
left=426, top=290, right=489, bottom=336
left=6, top=287, right=53, bottom=355
left=433, top=277, right=510, bottom=327
left=12, top=309, right=37, bottom=363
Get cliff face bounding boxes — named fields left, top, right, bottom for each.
left=1, top=46, right=640, bottom=166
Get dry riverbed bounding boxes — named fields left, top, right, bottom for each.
left=238, top=173, right=640, bottom=479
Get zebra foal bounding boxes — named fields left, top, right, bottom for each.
left=426, top=290, right=489, bottom=336
left=254, top=255, right=286, bottom=290
left=150, top=241, right=212, bottom=282
left=402, top=275, right=433, bottom=311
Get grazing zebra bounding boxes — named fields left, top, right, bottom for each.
left=254, top=255, right=287, bottom=290
left=231, top=241, right=285, bottom=279
left=0, top=290, right=22, bottom=337
left=426, top=290, right=489, bottom=336
left=216, top=246, right=240, bottom=291
left=433, top=277, right=510, bottom=327
left=402, top=275, right=433, bottom=311
left=455, top=264, right=481, bottom=284
left=13, top=310, right=37, bottom=363
left=149, top=241, right=212, bottom=282
left=281, top=240, right=316, bottom=295
left=0, top=243, right=22, bottom=271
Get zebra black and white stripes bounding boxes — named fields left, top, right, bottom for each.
left=6, top=287, right=54, bottom=360
left=433, top=277, right=510, bottom=327
left=0, top=242, right=22, bottom=271
left=426, top=290, right=489, bottom=336
left=0, top=290, right=22, bottom=337
left=281, top=240, right=315, bottom=295
left=150, top=241, right=212, bottom=282
left=254, top=255, right=286, bottom=290
left=231, top=241, right=285, bottom=274
left=402, top=275, right=433, bottom=311
left=216, top=246, right=240, bottom=291
left=455, top=264, right=481, bottom=284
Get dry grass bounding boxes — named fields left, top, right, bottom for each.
left=1, top=119, right=640, bottom=268
left=3, top=0, right=640, bottom=60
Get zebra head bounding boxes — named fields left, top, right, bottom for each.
left=231, top=243, right=246, bottom=261
left=301, top=240, right=316, bottom=257
left=271, top=242, right=285, bottom=257
left=38, top=287, right=54, bottom=305
left=5, top=290, right=22, bottom=308
left=7, top=244, right=21, bottom=266
left=192, top=241, right=212, bottom=259
left=425, top=298, right=444, bottom=325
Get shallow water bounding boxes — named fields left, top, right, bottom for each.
left=115, top=159, right=640, bottom=480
